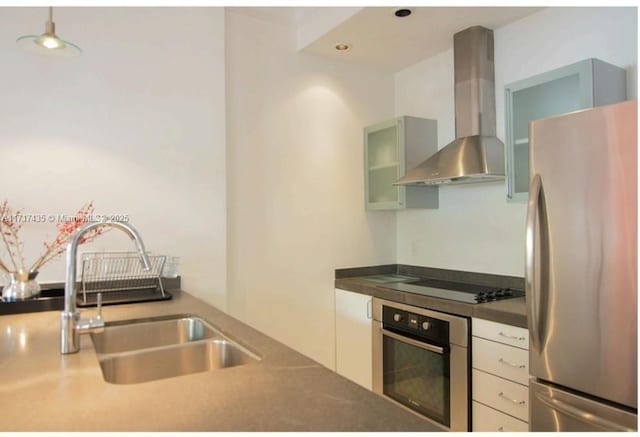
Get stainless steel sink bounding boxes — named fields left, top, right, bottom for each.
left=91, top=314, right=260, bottom=384
left=92, top=315, right=220, bottom=354
left=99, top=340, right=259, bottom=384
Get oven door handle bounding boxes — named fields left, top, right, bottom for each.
left=381, top=328, right=446, bottom=355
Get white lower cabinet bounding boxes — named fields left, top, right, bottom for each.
left=473, top=318, right=529, bottom=349
left=473, top=401, right=528, bottom=432
left=473, top=369, right=529, bottom=421
left=472, top=318, right=530, bottom=431
left=334, top=288, right=372, bottom=390
left=472, top=336, right=529, bottom=385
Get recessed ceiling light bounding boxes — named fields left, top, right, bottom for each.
left=335, top=43, right=351, bottom=51
left=394, top=9, right=412, bottom=18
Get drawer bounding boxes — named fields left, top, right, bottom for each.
left=473, top=369, right=529, bottom=422
left=472, top=318, right=529, bottom=350
left=473, top=401, right=528, bottom=431
left=472, top=337, right=529, bottom=385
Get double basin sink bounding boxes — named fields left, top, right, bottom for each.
left=91, top=315, right=261, bottom=384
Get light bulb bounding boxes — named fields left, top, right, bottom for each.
left=39, top=35, right=62, bottom=49
left=42, top=39, right=56, bottom=48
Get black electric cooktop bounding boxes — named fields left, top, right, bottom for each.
left=379, top=278, right=524, bottom=304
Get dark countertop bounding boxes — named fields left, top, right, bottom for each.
left=335, top=265, right=527, bottom=328
left=0, top=291, right=438, bottom=431
left=472, top=296, right=528, bottom=328
left=0, top=277, right=182, bottom=315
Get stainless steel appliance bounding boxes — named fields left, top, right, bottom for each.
left=527, top=100, right=637, bottom=431
left=395, top=26, right=504, bottom=186
left=372, top=297, right=469, bottom=431
left=380, top=278, right=524, bottom=303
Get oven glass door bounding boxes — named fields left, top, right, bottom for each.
left=381, top=329, right=450, bottom=426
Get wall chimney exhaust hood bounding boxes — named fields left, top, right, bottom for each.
left=395, top=26, right=505, bottom=186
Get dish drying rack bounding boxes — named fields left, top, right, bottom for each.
left=78, top=252, right=172, bottom=307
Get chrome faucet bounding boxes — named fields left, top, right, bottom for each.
left=60, top=220, right=151, bottom=354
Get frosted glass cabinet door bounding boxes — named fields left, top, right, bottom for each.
left=505, top=58, right=626, bottom=202
left=365, top=120, right=404, bottom=209
left=364, top=118, right=403, bottom=209
left=364, top=116, right=438, bottom=210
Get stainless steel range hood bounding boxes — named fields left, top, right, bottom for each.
left=395, top=26, right=505, bottom=186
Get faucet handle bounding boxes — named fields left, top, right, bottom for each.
left=75, top=292, right=105, bottom=335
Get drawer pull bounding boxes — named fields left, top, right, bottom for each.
left=498, top=427, right=504, bottom=432
left=498, top=357, right=526, bottom=369
left=498, top=391, right=526, bottom=405
left=499, top=331, right=525, bottom=341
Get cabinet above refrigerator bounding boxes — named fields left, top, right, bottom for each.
left=505, top=58, right=627, bottom=202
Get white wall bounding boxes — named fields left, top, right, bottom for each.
left=0, top=7, right=227, bottom=307
left=395, top=7, right=637, bottom=276
left=225, top=9, right=396, bottom=368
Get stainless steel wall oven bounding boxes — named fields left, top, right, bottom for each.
left=372, top=298, right=470, bottom=431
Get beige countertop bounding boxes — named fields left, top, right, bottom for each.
left=0, top=291, right=437, bottom=432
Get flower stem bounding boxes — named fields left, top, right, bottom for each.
left=0, top=222, right=18, bottom=272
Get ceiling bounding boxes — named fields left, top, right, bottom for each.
left=301, top=7, right=543, bottom=71
left=226, top=7, right=303, bottom=25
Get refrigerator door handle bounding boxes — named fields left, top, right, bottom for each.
left=526, top=173, right=543, bottom=351
left=536, top=392, right=635, bottom=432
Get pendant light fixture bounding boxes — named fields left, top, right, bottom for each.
left=16, top=7, right=81, bottom=57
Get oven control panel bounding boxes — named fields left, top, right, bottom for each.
left=382, top=305, right=449, bottom=345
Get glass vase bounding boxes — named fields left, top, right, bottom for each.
left=2, top=271, right=41, bottom=301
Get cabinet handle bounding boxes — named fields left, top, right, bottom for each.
left=498, top=392, right=526, bottom=405
left=499, top=331, right=525, bottom=341
left=498, top=357, right=526, bottom=369
left=498, top=426, right=504, bottom=432
left=366, top=299, right=372, bottom=320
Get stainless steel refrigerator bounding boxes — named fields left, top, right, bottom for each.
left=526, top=100, right=637, bottom=432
